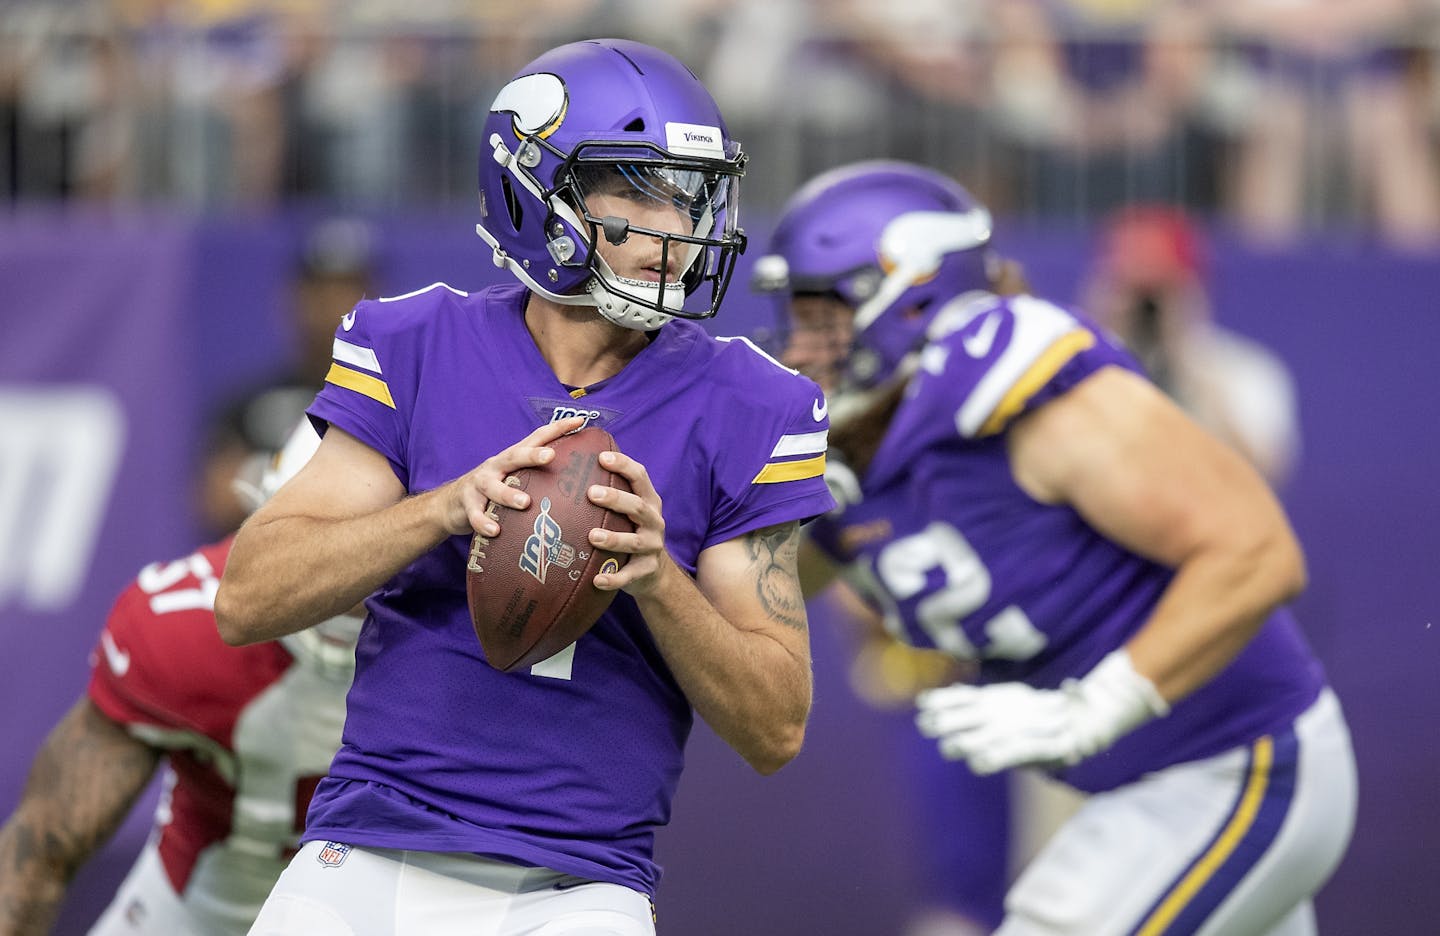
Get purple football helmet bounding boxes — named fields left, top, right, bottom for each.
left=753, top=160, right=995, bottom=392
left=476, top=39, right=747, bottom=331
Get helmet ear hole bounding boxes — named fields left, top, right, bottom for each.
left=624, top=117, right=645, bottom=132
left=501, top=174, right=523, bottom=232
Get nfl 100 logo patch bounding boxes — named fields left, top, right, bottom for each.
left=316, top=841, right=352, bottom=868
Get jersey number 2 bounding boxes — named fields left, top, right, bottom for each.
left=866, top=522, right=1046, bottom=662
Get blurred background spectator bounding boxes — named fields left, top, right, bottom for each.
left=705, top=0, right=999, bottom=209
left=1080, top=203, right=1301, bottom=485
left=1209, top=0, right=1440, bottom=248
left=1, top=2, right=130, bottom=201
left=4, top=0, right=1439, bottom=245
left=985, top=0, right=1217, bottom=218
left=3, top=4, right=1437, bottom=935
left=195, top=214, right=375, bottom=539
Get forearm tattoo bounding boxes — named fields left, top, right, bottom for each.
left=747, top=521, right=807, bottom=632
left=0, top=701, right=159, bottom=933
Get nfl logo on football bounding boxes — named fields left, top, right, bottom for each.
left=316, top=841, right=352, bottom=868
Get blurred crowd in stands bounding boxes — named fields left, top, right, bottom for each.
left=4, top=0, right=1440, bottom=247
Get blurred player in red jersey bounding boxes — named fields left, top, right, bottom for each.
left=0, top=422, right=360, bottom=936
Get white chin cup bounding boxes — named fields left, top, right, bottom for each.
left=587, top=272, right=686, bottom=331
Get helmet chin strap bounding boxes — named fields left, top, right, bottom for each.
left=851, top=265, right=919, bottom=336
left=571, top=197, right=704, bottom=331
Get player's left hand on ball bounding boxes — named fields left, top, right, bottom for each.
left=914, top=650, right=1169, bottom=775
left=586, top=449, right=668, bottom=595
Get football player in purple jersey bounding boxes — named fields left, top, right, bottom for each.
left=755, top=160, right=1357, bottom=936
left=215, top=39, right=833, bottom=936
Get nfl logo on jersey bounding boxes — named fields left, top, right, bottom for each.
left=316, top=841, right=352, bottom=868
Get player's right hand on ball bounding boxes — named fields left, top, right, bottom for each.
left=442, top=417, right=586, bottom=536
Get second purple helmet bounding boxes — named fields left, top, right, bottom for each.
left=753, top=160, right=995, bottom=390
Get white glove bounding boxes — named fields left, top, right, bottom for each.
left=823, top=453, right=862, bottom=515
left=914, top=650, right=1170, bottom=775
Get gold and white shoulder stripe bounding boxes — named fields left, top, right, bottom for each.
left=325, top=337, right=394, bottom=409
left=753, top=429, right=828, bottom=484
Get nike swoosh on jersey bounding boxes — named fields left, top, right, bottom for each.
left=100, top=630, right=130, bottom=676
left=812, top=397, right=828, bottom=422
left=341, top=310, right=356, bottom=331
left=962, top=312, right=1001, bottom=358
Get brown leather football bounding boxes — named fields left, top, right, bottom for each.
left=465, top=426, right=634, bottom=672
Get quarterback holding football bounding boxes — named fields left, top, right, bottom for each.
left=217, top=38, right=834, bottom=936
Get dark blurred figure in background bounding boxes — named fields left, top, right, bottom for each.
left=0, top=3, right=131, bottom=202
left=1081, top=204, right=1300, bottom=486
left=196, top=383, right=315, bottom=542
left=286, top=216, right=376, bottom=384
left=196, top=216, right=375, bottom=539
left=808, top=586, right=1010, bottom=936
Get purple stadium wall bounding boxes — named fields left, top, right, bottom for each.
left=2, top=210, right=1436, bottom=934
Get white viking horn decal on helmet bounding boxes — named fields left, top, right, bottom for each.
left=854, top=208, right=994, bottom=334
left=490, top=72, right=569, bottom=140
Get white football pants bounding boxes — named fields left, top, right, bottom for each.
left=247, top=843, right=655, bottom=936
left=999, top=689, right=1356, bottom=936
left=87, top=844, right=226, bottom=936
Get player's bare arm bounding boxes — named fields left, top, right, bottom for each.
left=587, top=451, right=812, bottom=774
left=672, top=521, right=812, bottom=776
left=745, top=522, right=808, bottom=632
left=0, top=699, right=160, bottom=936
left=1009, top=365, right=1306, bottom=702
left=217, top=418, right=584, bottom=645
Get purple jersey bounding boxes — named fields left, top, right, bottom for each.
left=810, top=292, right=1325, bottom=793
left=303, top=281, right=834, bottom=895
